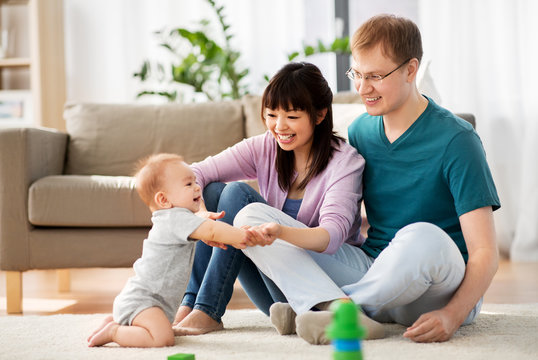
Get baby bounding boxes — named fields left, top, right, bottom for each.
left=87, top=153, right=248, bottom=347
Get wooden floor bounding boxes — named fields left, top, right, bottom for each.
left=0, top=258, right=537, bottom=316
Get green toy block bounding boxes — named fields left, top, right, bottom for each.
left=326, top=299, right=367, bottom=340
left=167, top=353, right=195, bottom=360
left=326, top=299, right=366, bottom=360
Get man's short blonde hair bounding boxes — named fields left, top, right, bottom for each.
left=351, top=14, right=423, bottom=64
left=133, top=153, right=184, bottom=208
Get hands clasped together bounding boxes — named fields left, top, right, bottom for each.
left=197, top=210, right=278, bottom=250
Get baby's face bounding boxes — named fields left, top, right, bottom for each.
left=161, top=161, right=202, bottom=213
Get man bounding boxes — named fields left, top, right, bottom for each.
left=342, top=14, right=500, bottom=342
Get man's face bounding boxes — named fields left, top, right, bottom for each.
left=350, top=44, right=412, bottom=117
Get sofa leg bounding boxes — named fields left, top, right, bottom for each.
left=57, top=269, right=70, bottom=292
left=6, top=271, right=22, bottom=314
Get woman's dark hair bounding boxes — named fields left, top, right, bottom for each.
left=261, top=62, right=343, bottom=192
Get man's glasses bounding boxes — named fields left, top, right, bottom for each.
left=345, top=58, right=411, bottom=82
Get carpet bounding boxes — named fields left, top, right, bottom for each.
left=0, top=303, right=537, bottom=360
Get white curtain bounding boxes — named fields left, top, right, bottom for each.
left=63, top=0, right=538, bottom=260
left=63, top=0, right=341, bottom=103
left=418, top=0, right=538, bottom=261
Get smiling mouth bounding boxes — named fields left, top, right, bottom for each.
left=365, top=96, right=381, bottom=102
left=277, top=134, right=295, bottom=142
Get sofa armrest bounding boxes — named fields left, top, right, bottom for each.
left=0, top=127, right=68, bottom=270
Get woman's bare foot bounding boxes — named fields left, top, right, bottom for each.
left=173, top=305, right=193, bottom=326
left=87, top=316, right=119, bottom=347
left=173, top=309, right=224, bottom=336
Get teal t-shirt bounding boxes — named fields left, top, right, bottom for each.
left=348, top=98, right=500, bottom=262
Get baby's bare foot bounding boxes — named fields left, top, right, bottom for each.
left=87, top=315, right=113, bottom=343
left=173, top=309, right=223, bottom=336
left=88, top=318, right=118, bottom=347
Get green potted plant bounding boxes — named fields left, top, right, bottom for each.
left=261, top=37, right=351, bottom=82
left=133, top=0, right=249, bottom=102
left=287, top=37, right=350, bottom=61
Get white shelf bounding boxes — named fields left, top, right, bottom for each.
left=0, top=0, right=65, bottom=129
left=0, top=57, right=31, bottom=67
left=0, top=89, right=33, bottom=128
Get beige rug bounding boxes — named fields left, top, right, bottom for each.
left=0, top=303, right=537, bottom=360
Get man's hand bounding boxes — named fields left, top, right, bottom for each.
left=403, top=308, right=462, bottom=343
left=405, top=207, right=498, bottom=343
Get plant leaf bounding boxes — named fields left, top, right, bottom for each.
left=288, top=51, right=299, bottom=61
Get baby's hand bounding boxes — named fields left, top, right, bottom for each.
left=245, top=222, right=280, bottom=247
left=196, top=210, right=225, bottom=221
left=228, top=227, right=248, bottom=250
left=202, top=239, right=228, bottom=249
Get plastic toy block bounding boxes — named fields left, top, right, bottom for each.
left=326, top=299, right=366, bottom=360
left=167, top=353, right=195, bottom=360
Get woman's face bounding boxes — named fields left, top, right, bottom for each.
left=264, top=107, right=317, bottom=156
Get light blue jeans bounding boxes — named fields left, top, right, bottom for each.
left=236, top=202, right=482, bottom=326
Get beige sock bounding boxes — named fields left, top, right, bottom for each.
left=295, top=311, right=332, bottom=345
left=269, top=302, right=297, bottom=335
left=295, top=309, right=385, bottom=345
left=358, top=311, right=385, bottom=340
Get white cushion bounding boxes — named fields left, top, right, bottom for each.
left=417, top=60, right=442, bottom=104
left=332, top=103, right=367, bottom=141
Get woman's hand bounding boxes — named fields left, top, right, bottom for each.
left=244, top=222, right=281, bottom=247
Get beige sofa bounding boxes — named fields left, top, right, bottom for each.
left=0, top=93, right=362, bottom=314
left=0, top=92, right=474, bottom=314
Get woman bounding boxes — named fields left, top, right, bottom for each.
left=172, top=62, right=371, bottom=336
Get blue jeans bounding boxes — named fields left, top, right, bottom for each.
left=181, top=182, right=286, bottom=322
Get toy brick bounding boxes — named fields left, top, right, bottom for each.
left=167, top=353, right=195, bottom=360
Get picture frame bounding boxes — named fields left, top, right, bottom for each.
left=0, top=90, right=33, bottom=127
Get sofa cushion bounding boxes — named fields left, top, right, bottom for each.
left=332, top=103, right=367, bottom=141
left=64, top=101, right=245, bottom=176
left=333, top=91, right=363, bottom=104
left=242, top=94, right=266, bottom=138
left=29, top=175, right=151, bottom=227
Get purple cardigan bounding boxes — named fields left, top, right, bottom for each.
left=191, top=131, right=365, bottom=254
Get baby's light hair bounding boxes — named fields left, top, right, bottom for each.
left=133, top=153, right=184, bottom=209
